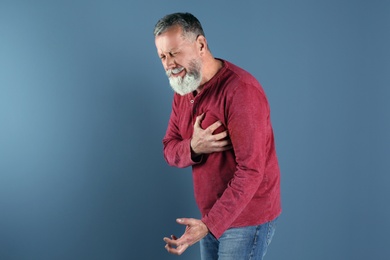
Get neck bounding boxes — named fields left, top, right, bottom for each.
left=196, top=57, right=223, bottom=93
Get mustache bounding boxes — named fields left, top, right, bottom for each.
left=166, top=67, right=185, bottom=77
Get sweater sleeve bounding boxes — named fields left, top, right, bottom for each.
left=162, top=96, right=199, bottom=168
left=201, top=82, right=270, bottom=238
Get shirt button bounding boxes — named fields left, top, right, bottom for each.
left=190, top=100, right=194, bottom=103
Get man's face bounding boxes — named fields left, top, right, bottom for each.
left=155, top=26, right=202, bottom=95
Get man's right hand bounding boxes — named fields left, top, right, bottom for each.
left=190, top=113, right=232, bottom=156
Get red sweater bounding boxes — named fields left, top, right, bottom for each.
left=163, top=60, right=281, bottom=239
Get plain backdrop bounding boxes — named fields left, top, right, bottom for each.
left=1, top=0, right=389, bottom=259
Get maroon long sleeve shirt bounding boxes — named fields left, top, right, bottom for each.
left=163, top=60, right=281, bottom=239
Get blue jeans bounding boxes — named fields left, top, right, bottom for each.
left=200, top=218, right=278, bottom=260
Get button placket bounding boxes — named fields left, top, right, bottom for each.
left=190, top=98, right=198, bottom=123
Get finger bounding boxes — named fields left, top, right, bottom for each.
left=214, top=144, right=233, bottom=152
left=165, top=242, right=177, bottom=254
left=206, top=120, right=223, bottom=133
left=212, top=130, right=229, bottom=141
left=165, top=243, right=189, bottom=255
left=164, top=236, right=188, bottom=255
left=193, top=113, right=205, bottom=129
left=176, top=243, right=189, bottom=255
left=215, top=140, right=232, bottom=149
left=207, top=141, right=232, bottom=153
left=163, top=237, right=173, bottom=244
left=163, top=237, right=182, bottom=247
left=163, top=235, right=178, bottom=242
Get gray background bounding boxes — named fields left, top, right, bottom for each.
left=1, top=0, right=389, bottom=259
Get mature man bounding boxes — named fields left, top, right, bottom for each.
left=154, top=13, right=281, bottom=259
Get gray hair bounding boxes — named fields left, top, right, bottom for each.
left=153, top=12, right=205, bottom=41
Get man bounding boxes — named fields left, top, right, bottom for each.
left=154, top=12, right=281, bottom=259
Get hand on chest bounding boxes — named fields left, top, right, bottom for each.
left=199, top=111, right=226, bottom=134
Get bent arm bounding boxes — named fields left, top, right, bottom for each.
left=163, top=97, right=198, bottom=168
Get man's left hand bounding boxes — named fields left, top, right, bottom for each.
left=163, top=218, right=209, bottom=255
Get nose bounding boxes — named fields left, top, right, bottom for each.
left=164, top=55, right=175, bottom=70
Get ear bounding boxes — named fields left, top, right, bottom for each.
left=196, top=35, right=208, bottom=52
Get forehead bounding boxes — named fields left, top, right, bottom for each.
left=155, top=26, right=188, bottom=53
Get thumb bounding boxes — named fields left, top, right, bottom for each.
left=176, top=218, right=191, bottom=225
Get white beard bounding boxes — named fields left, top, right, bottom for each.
left=166, top=60, right=202, bottom=96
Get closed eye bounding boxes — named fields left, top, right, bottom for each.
left=159, top=51, right=179, bottom=60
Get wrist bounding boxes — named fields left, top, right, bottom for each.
left=190, top=140, right=201, bottom=157
left=191, top=149, right=202, bottom=163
